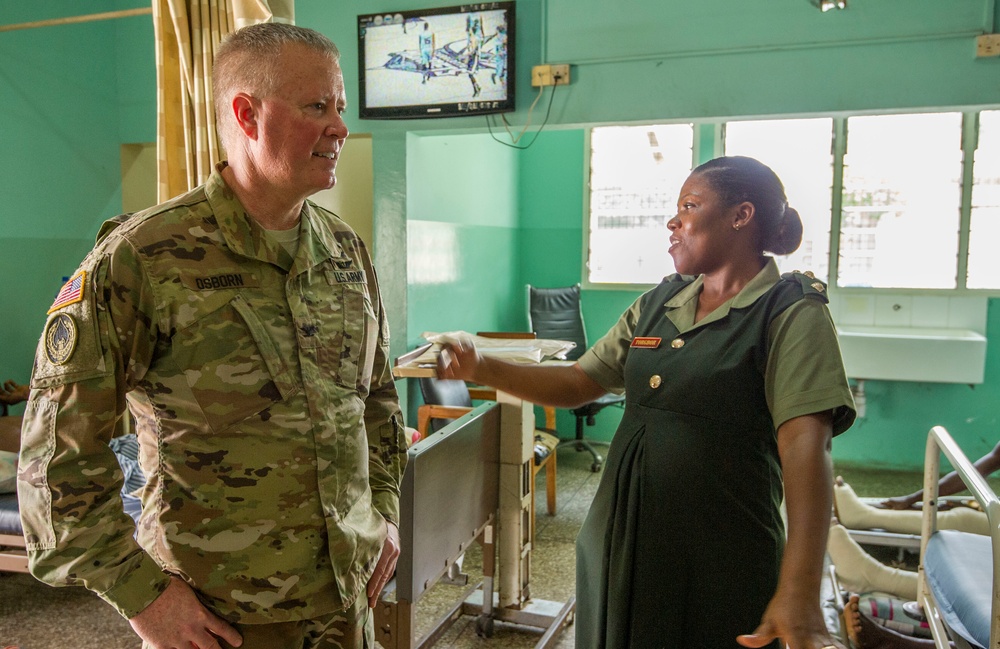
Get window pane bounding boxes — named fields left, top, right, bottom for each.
left=724, top=118, right=834, bottom=282
left=968, top=110, right=1000, bottom=289
left=588, top=124, right=693, bottom=285
left=840, top=113, right=963, bottom=289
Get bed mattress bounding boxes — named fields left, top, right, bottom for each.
left=924, top=529, right=991, bottom=649
left=0, top=493, right=21, bottom=535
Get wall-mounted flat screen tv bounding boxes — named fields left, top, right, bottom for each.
left=357, top=3, right=515, bottom=120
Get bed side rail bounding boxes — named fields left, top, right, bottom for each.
left=918, top=425, right=999, bottom=649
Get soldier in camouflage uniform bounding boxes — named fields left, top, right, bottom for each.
left=17, top=23, right=407, bottom=649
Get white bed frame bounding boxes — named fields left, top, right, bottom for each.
left=917, top=425, right=1000, bottom=649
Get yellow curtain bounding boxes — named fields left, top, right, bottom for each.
left=152, top=0, right=295, bottom=202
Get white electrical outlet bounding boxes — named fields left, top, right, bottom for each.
left=976, top=34, right=1000, bottom=58
left=531, top=64, right=571, bottom=87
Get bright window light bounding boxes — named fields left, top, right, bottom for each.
left=840, top=113, right=963, bottom=289
left=586, top=109, right=996, bottom=293
left=968, top=110, right=1000, bottom=290
left=724, top=118, right=834, bottom=282
left=587, top=124, right=693, bottom=285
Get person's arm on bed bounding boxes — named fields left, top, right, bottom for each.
left=881, top=439, right=1000, bottom=510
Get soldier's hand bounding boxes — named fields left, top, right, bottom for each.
left=129, top=576, right=242, bottom=648
left=367, top=519, right=400, bottom=608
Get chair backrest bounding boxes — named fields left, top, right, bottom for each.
left=418, top=377, right=473, bottom=433
left=526, top=283, right=587, bottom=361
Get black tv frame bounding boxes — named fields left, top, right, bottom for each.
left=357, top=3, right=516, bottom=120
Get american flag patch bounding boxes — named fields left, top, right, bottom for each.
left=48, top=271, right=86, bottom=314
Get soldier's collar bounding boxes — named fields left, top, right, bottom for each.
left=206, top=167, right=344, bottom=269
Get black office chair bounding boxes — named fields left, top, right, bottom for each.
left=417, top=377, right=473, bottom=434
left=526, top=283, right=625, bottom=472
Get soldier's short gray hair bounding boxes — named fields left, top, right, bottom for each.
left=213, top=23, right=341, bottom=151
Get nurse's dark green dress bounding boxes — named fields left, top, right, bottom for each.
left=574, top=262, right=855, bottom=649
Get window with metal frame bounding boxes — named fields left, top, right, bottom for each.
left=585, top=109, right=998, bottom=294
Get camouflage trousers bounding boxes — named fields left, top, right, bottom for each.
left=141, top=595, right=373, bottom=649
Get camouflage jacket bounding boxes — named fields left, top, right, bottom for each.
left=17, top=167, right=407, bottom=623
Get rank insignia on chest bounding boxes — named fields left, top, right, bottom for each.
left=45, top=313, right=78, bottom=365
left=48, top=271, right=86, bottom=314
left=630, top=337, right=662, bottom=349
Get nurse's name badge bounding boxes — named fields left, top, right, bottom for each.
left=630, top=337, right=661, bottom=349
left=45, top=313, right=78, bottom=365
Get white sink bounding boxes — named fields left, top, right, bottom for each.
left=836, top=325, right=988, bottom=384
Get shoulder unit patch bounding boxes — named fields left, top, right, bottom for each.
left=44, top=313, right=78, bottom=365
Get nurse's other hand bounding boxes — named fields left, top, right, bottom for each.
left=737, top=595, right=845, bottom=649
left=738, top=628, right=845, bottom=649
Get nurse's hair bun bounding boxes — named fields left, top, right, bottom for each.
left=766, top=206, right=803, bottom=256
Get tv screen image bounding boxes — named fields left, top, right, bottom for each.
left=358, top=3, right=515, bottom=120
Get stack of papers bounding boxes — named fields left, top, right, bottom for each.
left=412, top=331, right=577, bottom=366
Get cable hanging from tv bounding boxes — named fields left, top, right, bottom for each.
left=486, top=83, right=558, bottom=150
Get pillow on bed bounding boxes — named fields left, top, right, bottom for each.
left=110, top=434, right=145, bottom=496
left=0, top=450, right=16, bottom=494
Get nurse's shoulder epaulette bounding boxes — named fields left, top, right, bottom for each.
left=779, top=270, right=829, bottom=304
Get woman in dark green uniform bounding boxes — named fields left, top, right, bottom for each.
left=439, top=156, right=855, bottom=649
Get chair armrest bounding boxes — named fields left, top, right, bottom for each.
left=467, top=386, right=496, bottom=401
left=416, top=404, right=474, bottom=436
left=542, top=406, right=556, bottom=431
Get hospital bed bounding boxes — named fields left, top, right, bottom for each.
left=374, top=400, right=574, bottom=648
left=0, top=493, right=28, bottom=573
left=0, top=414, right=27, bottom=573
left=917, top=426, right=999, bottom=649
left=0, top=426, right=144, bottom=576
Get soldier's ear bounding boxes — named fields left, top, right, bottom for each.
left=232, top=93, right=258, bottom=138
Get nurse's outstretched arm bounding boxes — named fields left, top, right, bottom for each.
left=737, top=412, right=846, bottom=649
left=437, top=340, right=606, bottom=409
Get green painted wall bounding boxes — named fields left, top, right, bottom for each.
left=1, top=0, right=998, bottom=466
left=541, top=0, right=1000, bottom=123
left=407, top=132, right=521, bottom=349
left=837, top=300, right=1000, bottom=469
left=0, top=1, right=146, bottom=415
